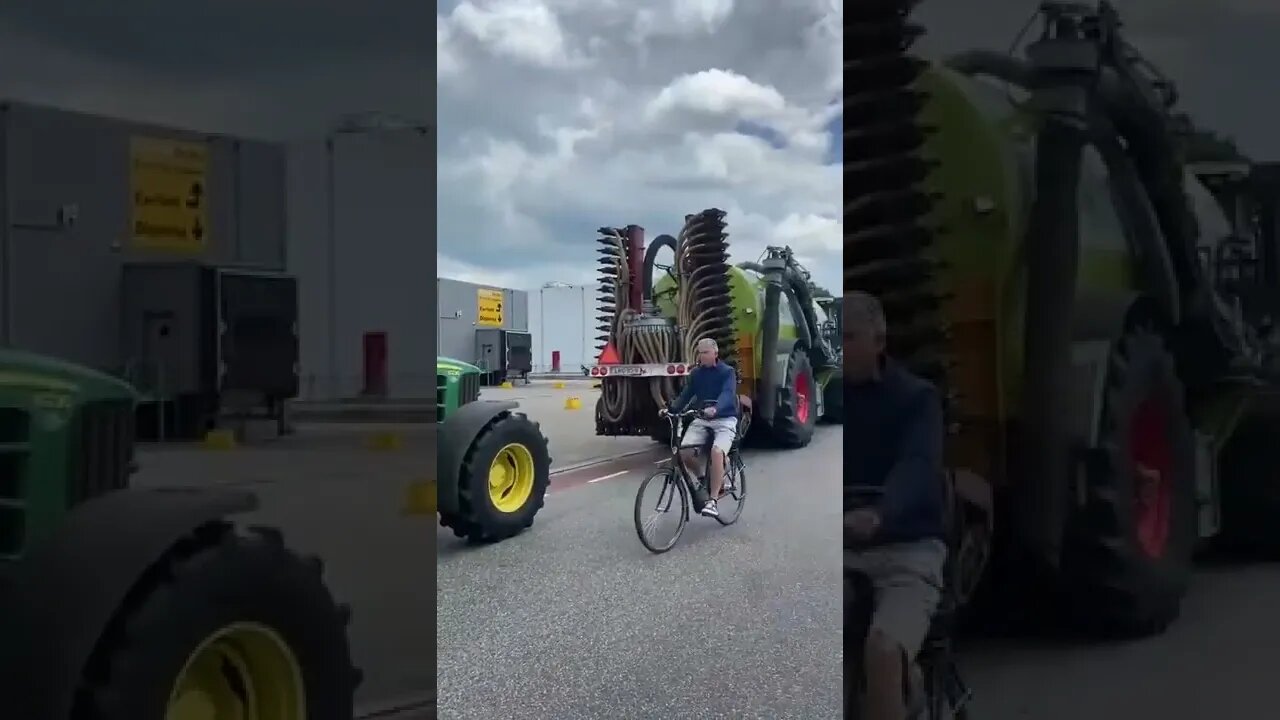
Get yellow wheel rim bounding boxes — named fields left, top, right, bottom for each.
left=166, top=622, right=304, bottom=720
left=488, top=443, right=536, bottom=513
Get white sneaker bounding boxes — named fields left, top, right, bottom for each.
left=700, top=500, right=719, bottom=517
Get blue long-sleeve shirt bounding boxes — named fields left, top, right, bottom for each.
left=845, top=358, right=946, bottom=544
left=671, top=361, right=737, bottom=418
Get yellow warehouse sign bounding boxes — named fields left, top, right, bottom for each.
left=477, top=288, right=504, bottom=327
left=130, top=136, right=209, bottom=253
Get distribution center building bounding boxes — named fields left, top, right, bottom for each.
left=0, top=100, right=287, bottom=370
left=437, top=278, right=529, bottom=372
left=288, top=128, right=434, bottom=400
left=0, top=99, right=436, bottom=404
left=526, top=283, right=595, bottom=373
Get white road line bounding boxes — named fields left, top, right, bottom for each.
left=587, top=470, right=628, bottom=484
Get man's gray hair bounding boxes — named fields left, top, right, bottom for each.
left=845, top=291, right=887, bottom=338
left=696, top=337, right=718, bottom=352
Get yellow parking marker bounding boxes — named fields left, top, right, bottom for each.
left=367, top=431, right=403, bottom=451
left=202, top=429, right=237, bottom=450
left=402, top=479, right=436, bottom=515
left=500, top=381, right=514, bottom=389
left=564, top=396, right=582, bottom=410
left=553, top=381, right=566, bottom=389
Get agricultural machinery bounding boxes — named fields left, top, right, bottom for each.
left=0, top=348, right=358, bottom=719
left=589, top=211, right=843, bottom=448
left=849, top=0, right=1280, bottom=636
left=434, top=356, right=551, bottom=542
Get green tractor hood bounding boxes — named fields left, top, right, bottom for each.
left=0, top=349, right=138, bottom=402
left=437, top=357, right=481, bottom=376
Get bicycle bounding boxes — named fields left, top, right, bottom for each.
left=845, top=485, right=972, bottom=719
left=633, top=402, right=747, bottom=554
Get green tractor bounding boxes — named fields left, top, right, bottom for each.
left=0, top=349, right=358, bottom=719
left=590, top=218, right=843, bottom=448
left=432, top=357, right=551, bottom=542
left=849, top=1, right=1280, bottom=635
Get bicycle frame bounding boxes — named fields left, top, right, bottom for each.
left=660, top=408, right=706, bottom=500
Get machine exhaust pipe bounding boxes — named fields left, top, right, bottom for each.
left=757, top=256, right=786, bottom=424
left=1011, top=26, right=1092, bottom=572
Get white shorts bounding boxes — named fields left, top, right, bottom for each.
left=680, top=416, right=737, bottom=454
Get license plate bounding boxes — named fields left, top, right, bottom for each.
left=608, top=365, right=644, bottom=376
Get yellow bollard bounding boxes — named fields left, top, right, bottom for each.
left=202, top=429, right=237, bottom=450
left=553, top=381, right=566, bottom=389
left=500, top=381, right=513, bottom=389
left=564, top=396, right=582, bottom=410
left=402, top=479, right=437, bottom=515
left=367, top=431, right=403, bottom=451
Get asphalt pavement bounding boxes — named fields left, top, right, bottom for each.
left=961, top=556, right=1280, bottom=719
left=436, top=426, right=845, bottom=720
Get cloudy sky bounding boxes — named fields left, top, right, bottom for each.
left=0, top=1, right=430, bottom=141
left=437, top=0, right=844, bottom=293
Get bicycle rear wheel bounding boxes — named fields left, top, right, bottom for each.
left=714, top=452, right=747, bottom=526
left=635, top=468, right=689, bottom=553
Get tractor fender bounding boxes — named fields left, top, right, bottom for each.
left=0, top=486, right=258, bottom=720
left=438, top=400, right=519, bottom=516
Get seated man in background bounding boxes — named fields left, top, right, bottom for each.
left=844, top=291, right=948, bottom=720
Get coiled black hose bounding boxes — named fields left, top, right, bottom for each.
left=844, top=0, right=950, bottom=390
left=677, top=209, right=738, bottom=367
left=598, top=229, right=681, bottom=425
left=642, top=234, right=678, bottom=306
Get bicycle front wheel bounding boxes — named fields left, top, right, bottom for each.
left=714, top=452, right=747, bottom=526
left=634, top=468, right=689, bottom=554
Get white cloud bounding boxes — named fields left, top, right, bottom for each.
left=643, top=69, right=787, bottom=124
left=447, top=0, right=585, bottom=69
left=437, top=0, right=843, bottom=294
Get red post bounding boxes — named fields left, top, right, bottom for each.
left=551, top=350, right=561, bottom=373
left=362, top=331, right=388, bottom=397
left=625, top=224, right=644, bottom=312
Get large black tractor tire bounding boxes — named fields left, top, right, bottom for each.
left=1217, top=420, right=1280, bottom=556
left=441, top=411, right=551, bottom=543
left=76, top=522, right=359, bottom=719
left=1059, top=328, right=1198, bottom=637
left=768, top=348, right=818, bottom=448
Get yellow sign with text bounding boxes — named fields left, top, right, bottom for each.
left=130, top=136, right=209, bottom=253
left=477, top=288, right=504, bottom=327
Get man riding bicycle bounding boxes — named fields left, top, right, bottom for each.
left=660, top=337, right=737, bottom=518
left=844, top=291, right=948, bottom=720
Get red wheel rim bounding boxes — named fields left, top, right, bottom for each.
left=1129, top=395, right=1173, bottom=559
left=795, top=371, right=811, bottom=425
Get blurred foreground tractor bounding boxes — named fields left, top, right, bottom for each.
left=432, top=357, right=551, bottom=542
left=0, top=350, right=359, bottom=719
left=848, top=0, right=1280, bottom=636
left=589, top=214, right=844, bottom=448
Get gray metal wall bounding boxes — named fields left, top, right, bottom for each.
left=287, top=130, right=435, bottom=400
left=0, top=100, right=286, bottom=372
left=437, top=278, right=528, bottom=366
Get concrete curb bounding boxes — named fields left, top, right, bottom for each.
left=550, top=448, right=655, bottom=476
